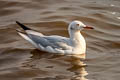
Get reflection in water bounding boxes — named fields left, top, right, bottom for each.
left=22, top=49, right=88, bottom=80
left=67, top=56, right=88, bottom=80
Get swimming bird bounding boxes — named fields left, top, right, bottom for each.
left=16, top=21, right=93, bottom=54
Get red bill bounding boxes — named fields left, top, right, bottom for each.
left=84, top=26, right=94, bottom=29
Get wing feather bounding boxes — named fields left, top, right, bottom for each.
left=28, top=34, right=72, bottom=50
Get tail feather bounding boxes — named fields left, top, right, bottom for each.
left=16, top=21, right=31, bottom=30
left=17, top=31, right=38, bottom=48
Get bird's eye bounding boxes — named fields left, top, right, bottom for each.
left=70, top=27, right=74, bottom=30
left=76, top=24, right=79, bottom=26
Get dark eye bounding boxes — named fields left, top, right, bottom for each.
left=70, top=27, right=74, bottom=30
left=76, top=24, right=79, bottom=26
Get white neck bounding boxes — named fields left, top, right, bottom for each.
left=69, top=30, right=86, bottom=53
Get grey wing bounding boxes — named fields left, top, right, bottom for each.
left=44, top=35, right=68, bottom=43
left=28, top=34, right=69, bottom=49
left=44, top=36, right=72, bottom=50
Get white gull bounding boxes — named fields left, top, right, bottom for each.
left=16, top=20, right=93, bottom=54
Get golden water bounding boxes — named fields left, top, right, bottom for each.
left=0, top=0, right=120, bottom=80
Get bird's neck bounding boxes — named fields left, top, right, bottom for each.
left=69, top=30, right=86, bottom=53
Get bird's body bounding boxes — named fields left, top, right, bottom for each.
left=16, top=21, right=93, bottom=54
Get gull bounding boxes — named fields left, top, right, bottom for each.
left=16, top=20, right=93, bottom=54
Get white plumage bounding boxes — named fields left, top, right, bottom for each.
left=16, top=20, right=93, bottom=54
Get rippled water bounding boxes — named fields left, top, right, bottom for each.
left=0, top=0, right=120, bottom=80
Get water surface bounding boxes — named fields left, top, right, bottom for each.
left=0, top=0, right=120, bottom=80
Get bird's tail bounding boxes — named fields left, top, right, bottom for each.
left=16, top=21, right=44, bottom=37
left=16, top=21, right=31, bottom=30
left=16, top=29, right=38, bottom=48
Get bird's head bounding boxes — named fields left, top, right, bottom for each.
left=68, top=20, right=94, bottom=31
